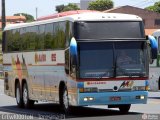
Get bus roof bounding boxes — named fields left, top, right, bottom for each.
left=37, top=10, right=100, bottom=21
left=4, top=12, right=142, bottom=31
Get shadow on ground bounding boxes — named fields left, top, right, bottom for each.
left=0, top=103, right=141, bottom=119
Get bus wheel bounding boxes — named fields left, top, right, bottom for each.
left=60, top=86, right=70, bottom=114
left=118, top=104, right=131, bottom=113
left=16, top=82, right=24, bottom=108
left=23, top=83, right=34, bottom=108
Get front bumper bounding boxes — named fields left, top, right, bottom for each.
left=78, top=91, right=148, bottom=106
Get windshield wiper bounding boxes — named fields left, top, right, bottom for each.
left=117, top=66, right=134, bottom=78
left=97, top=71, right=110, bottom=79
left=117, top=66, right=146, bottom=78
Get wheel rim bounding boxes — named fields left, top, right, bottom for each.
left=63, top=90, right=69, bottom=109
left=23, top=87, right=28, bottom=105
left=16, top=87, right=20, bottom=104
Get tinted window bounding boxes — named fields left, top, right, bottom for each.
left=10, top=29, right=20, bottom=51
left=58, top=22, right=66, bottom=48
left=79, top=42, right=114, bottom=78
left=79, top=41, right=147, bottom=78
left=25, top=26, right=38, bottom=50
left=20, top=27, right=27, bottom=50
left=75, top=21, right=145, bottom=39
left=6, top=30, right=13, bottom=52
left=155, top=19, right=160, bottom=25
left=44, top=23, right=54, bottom=49
left=5, top=21, right=73, bottom=52
left=65, top=21, right=73, bottom=47
left=37, top=24, right=45, bottom=50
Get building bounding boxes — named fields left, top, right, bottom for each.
left=0, top=16, right=26, bottom=30
left=104, top=5, right=160, bottom=35
left=80, top=0, right=96, bottom=10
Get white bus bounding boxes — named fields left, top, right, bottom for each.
left=2, top=11, right=157, bottom=113
left=149, top=30, right=160, bottom=91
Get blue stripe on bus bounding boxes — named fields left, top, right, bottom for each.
left=145, top=80, right=149, bottom=86
left=78, top=91, right=148, bottom=106
left=77, top=82, right=84, bottom=88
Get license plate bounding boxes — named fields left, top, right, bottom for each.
left=110, top=96, right=121, bottom=101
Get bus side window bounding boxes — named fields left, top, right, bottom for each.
left=44, top=23, right=53, bottom=49
left=6, top=30, right=13, bottom=52
left=65, top=49, right=69, bottom=74
left=37, top=25, right=45, bottom=50
left=12, top=29, right=20, bottom=51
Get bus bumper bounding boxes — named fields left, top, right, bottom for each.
left=78, top=91, right=148, bottom=106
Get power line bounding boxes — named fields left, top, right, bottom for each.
left=132, top=0, right=159, bottom=8
left=132, top=0, right=149, bottom=6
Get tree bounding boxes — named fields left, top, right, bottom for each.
left=56, top=5, right=65, bottom=13
left=14, top=13, right=35, bottom=22
left=88, top=0, right=114, bottom=11
left=145, top=1, right=160, bottom=13
left=55, top=3, right=80, bottom=13
left=63, top=3, right=80, bottom=12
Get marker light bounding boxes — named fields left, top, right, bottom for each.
left=140, top=96, right=145, bottom=99
left=84, top=98, right=88, bottom=101
left=89, top=97, right=94, bottom=101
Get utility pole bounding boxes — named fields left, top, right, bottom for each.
left=1, top=0, right=6, bottom=51
left=36, top=7, right=38, bottom=20
left=1, top=0, right=6, bottom=30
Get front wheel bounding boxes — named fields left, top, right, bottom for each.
left=60, top=86, right=70, bottom=113
left=119, top=104, right=131, bottom=113
left=23, top=83, right=34, bottom=108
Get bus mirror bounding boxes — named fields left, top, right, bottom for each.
left=70, top=37, right=78, bottom=65
left=148, top=35, right=158, bottom=59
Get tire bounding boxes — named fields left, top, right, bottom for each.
left=119, top=104, right=131, bottom=113
left=60, top=86, right=70, bottom=114
left=16, top=82, right=24, bottom=108
left=23, top=83, right=34, bottom=108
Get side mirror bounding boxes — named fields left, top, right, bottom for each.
left=148, top=35, right=158, bottom=60
left=70, top=37, right=78, bottom=65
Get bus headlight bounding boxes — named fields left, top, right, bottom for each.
left=83, top=97, right=94, bottom=101
left=136, top=95, right=145, bottom=99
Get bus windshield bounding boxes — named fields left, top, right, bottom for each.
left=75, top=21, right=145, bottom=39
left=79, top=42, right=147, bottom=78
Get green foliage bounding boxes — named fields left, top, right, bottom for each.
left=14, top=13, right=35, bottom=22
left=56, top=5, right=65, bottom=13
left=88, top=0, right=114, bottom=11
left=145, top=1, right=160, bottom=13
left=63, top=3, right=80, bottom=12
left=56, top=3, right=80, bottom=13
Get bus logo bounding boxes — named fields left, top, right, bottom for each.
left=119, top=81, right=134, bottom=88
left=35, top=53, right=46, bottom=63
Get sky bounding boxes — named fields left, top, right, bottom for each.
left=1, top=0, right=159, bottom=19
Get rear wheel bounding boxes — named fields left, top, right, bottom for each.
left=23, top=83, right=34, bottom=108
left=60, top=86, right=70, bottom=114
left=16, top=82, right=24, bottom=108
left=119, top=104, right=131, bottom=113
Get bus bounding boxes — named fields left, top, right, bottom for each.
left=149, top=29, right=160, bottom=91
left=2, top=11, right=157, bottom=113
